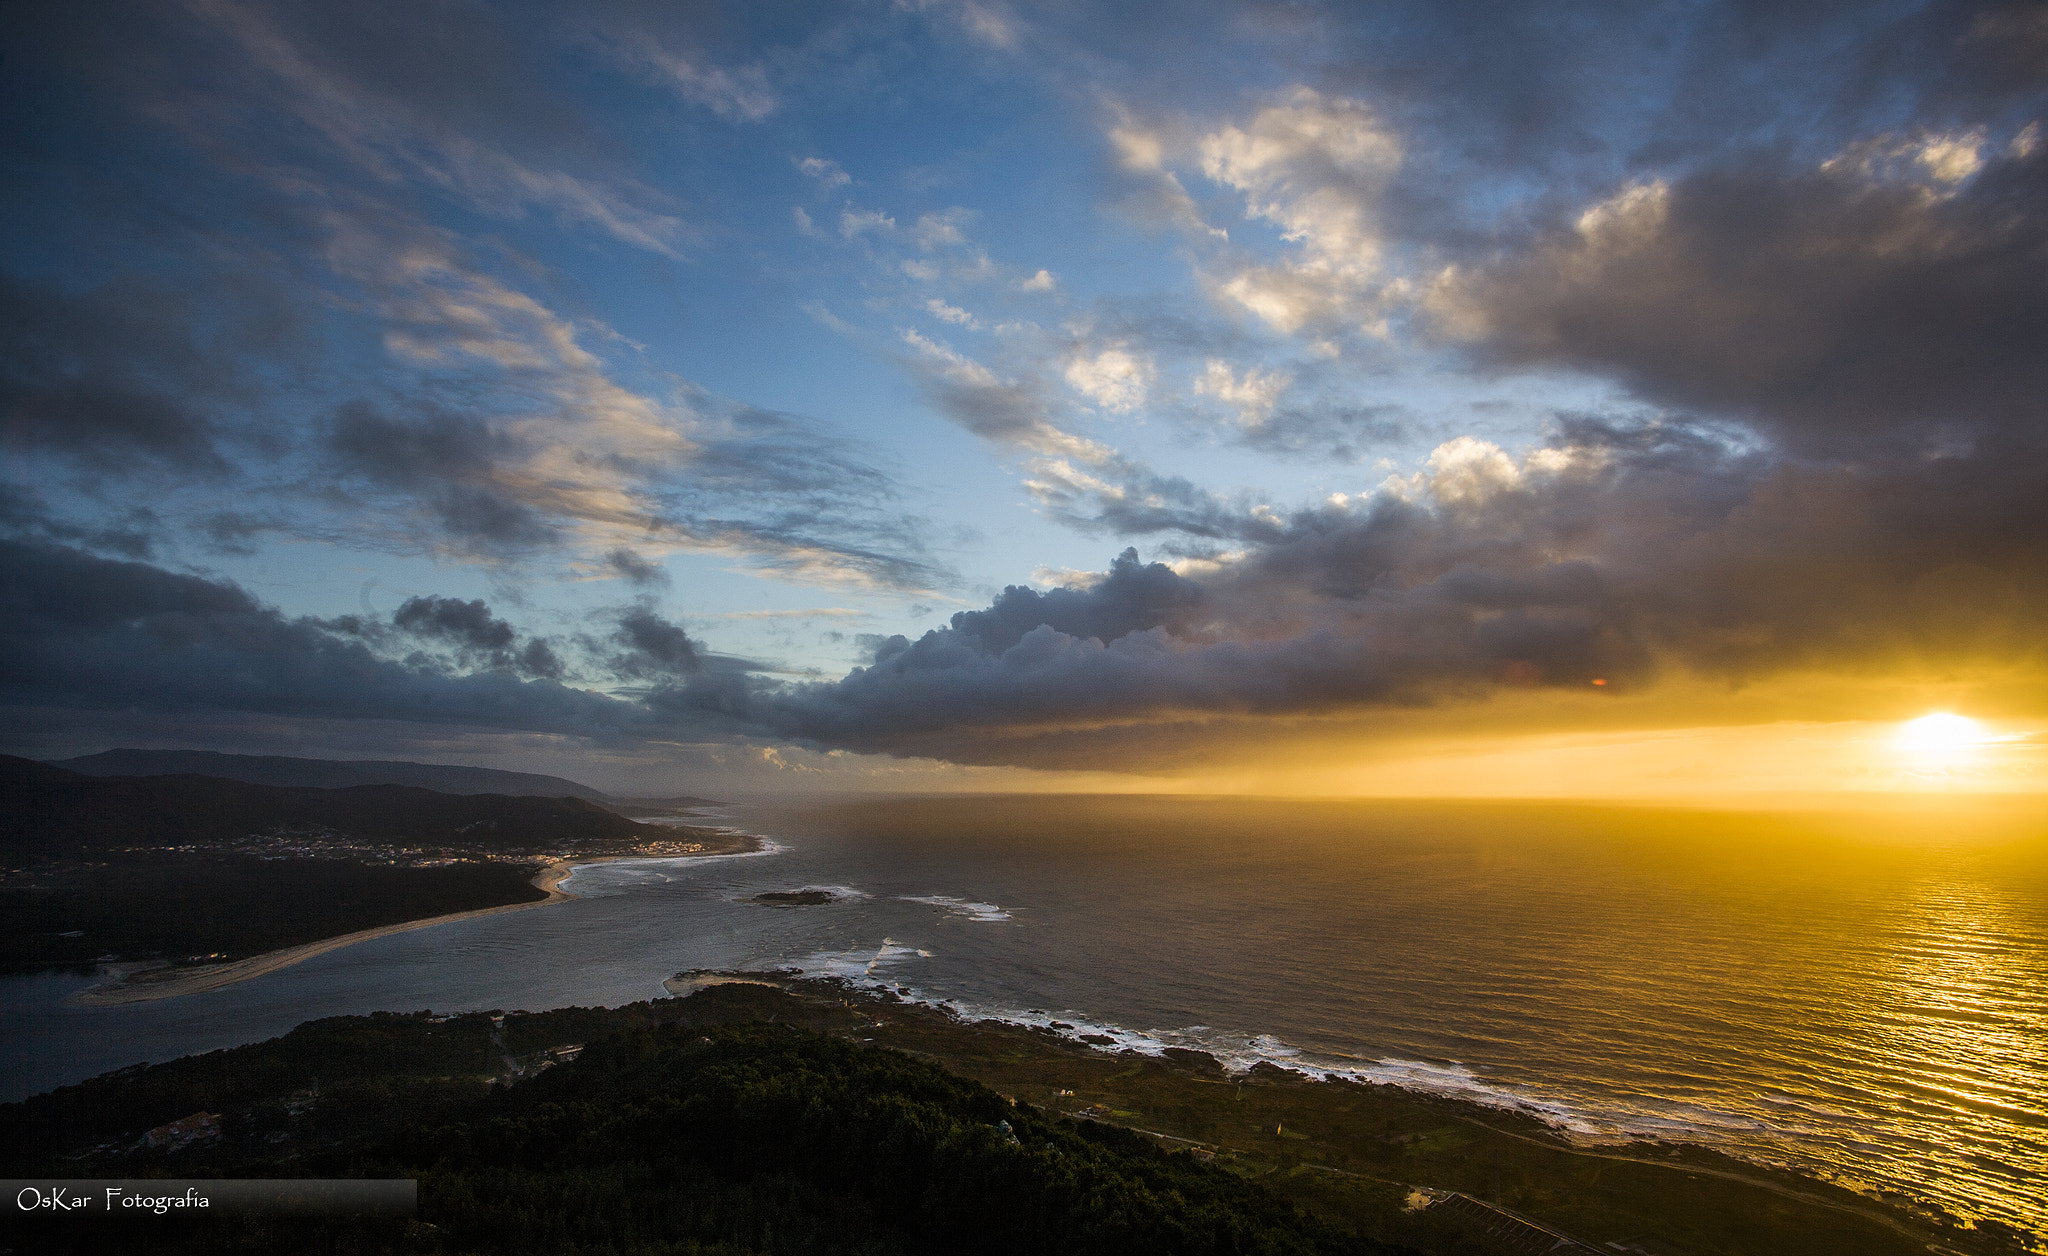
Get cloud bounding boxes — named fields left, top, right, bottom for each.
left=1104, top=117, right=1226, bottom=241
left=12, top=0, right=2047, bottom=783
left=903, top=0, right=1023, bottom=50
left=795, top=156, right=852, bottom=188
left=605, top=548, right=671, bottom=587
left=581, top=21, right=777, bottom=121
left=841, top=208, right=897, bottom=238
left=912, top=209, right=975, bottom=250
left=0, top=539, right=642, bottom=734
left=946, top=547, right=1202, bottom=654
left=1425, top=140, right=2048, bottom=451
left=611, top=604, right=701, bottom=678
left=1196, top=88, right=1403, bottom=334
left=716, top=418, right=2048, bottom=768
left=0, top=274, right=250, bottom=475
left=393, top=595, right=517, bottom=653
left=1062, top=346, right=1154, bottom=413
left=925, top=298, right=980, bottom=327
left=15, top=400, right=2046, bottom=776
left=182, top=0, right=689, bottom=256
left=897, top=329, right=1108, bottom=458
left=1191, top=359, right=1289, bottom=425
left=309, top=215, right=949, bottom=589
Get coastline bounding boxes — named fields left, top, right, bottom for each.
left=65, top=843, right=752, bottom=1007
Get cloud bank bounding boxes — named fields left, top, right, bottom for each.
left=4, top=0, right=2045, bottom=780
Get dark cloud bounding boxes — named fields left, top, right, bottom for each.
left=9, top=414, right=2042, bottom=775
left=394, top=595, right=517, bottom=653
left=518, top=637, right=567, bottom=681
left=0, top=487, right=163, bottom=560
left=387, top=594, right=569, bottom=681
left=327, top=402, right=517, bottom=488
left=0, top=275, right=231, bottom=473
left=0, top=540, right=641, bottom=734
left=611, top=605, right=702, bottom=678
left=718, top=420, right=2048, bottom=767
left=325, top=402, right=562, bottom=553
left=1442, top=143, right=2048, bottom=452
left=949, top=548, right=1202, bottom=653
left=605, top=548, right=671, bottom=587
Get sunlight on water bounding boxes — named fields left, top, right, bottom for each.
left=6, top=794, right=2045, bottom=1242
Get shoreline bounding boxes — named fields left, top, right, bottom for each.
left=65, top=842, right=757, bottom=1007
left=700, top=968, right=2002, bottom=1247
left=719, top=975, right=2005, bottom=1254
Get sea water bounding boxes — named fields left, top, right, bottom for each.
left=4, top=794, right=2044, bottom=1240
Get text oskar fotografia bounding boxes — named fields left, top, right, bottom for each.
left=17, top=1184, right=211, bottom=1215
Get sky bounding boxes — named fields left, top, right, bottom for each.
left=3, top=0, right=2045, bottom=797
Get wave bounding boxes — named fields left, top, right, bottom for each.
left=899, top=895, right=1011, bottom=921
left=740, top=949, right=1853, bottom=1150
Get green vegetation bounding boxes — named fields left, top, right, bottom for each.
left=4, top=990, right=1384, bottom=1256
left=4, top=982, right=2029, bottom=1256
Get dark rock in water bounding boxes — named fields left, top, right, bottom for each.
left=1162, top=1047, right=1226, bottom=1077
left=750, top=889, right=838, bottom=907
left=1079, top=1033, right=1116, bottom=1046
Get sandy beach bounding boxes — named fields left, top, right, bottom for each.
left=69, top=857, right=604, bottom=1007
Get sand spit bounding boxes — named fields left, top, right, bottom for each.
left=67, top=859, right=593, bottom=1007
left=69, top=849, right=718, bottom=1007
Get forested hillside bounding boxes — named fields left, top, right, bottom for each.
left=5, top=996, right=1400, bottom=1256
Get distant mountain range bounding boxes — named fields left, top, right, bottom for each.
left=45, top=749, right=718, bottom=808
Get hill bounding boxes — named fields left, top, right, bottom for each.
left=0, top=755, right=654, bottom=860
left=48, top=748, right=616, bottom=801
left=2, top=986, right=1390, bottom=1256
left=5, top=981, right=2001, bottom=1256
left=0, top=757, right=746, bottom=971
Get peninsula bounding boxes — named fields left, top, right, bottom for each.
left=0, top=756, right=752, bottom=992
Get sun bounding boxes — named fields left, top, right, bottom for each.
left=1894, top=712, right=1986, bottom=763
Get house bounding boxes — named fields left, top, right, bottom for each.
left=139, top=1111, right=220, bottom=1151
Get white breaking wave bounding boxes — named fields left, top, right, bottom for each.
left=900, top=895, right=1011, bottom=921
left=746, top=963, right=1813, bottom=1147
left=765, top=940, right=934, bottom=984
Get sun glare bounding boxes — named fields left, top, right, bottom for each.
left=1895, top=713, right=1986, bottom=763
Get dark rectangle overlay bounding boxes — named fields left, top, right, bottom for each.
left=7, top=1180, right=416, bottom=1218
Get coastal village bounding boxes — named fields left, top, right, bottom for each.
left=110, top=822, right=736, bottom=870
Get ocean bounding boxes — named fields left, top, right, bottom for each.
left=5, top=794, right=2045, bottom=1240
